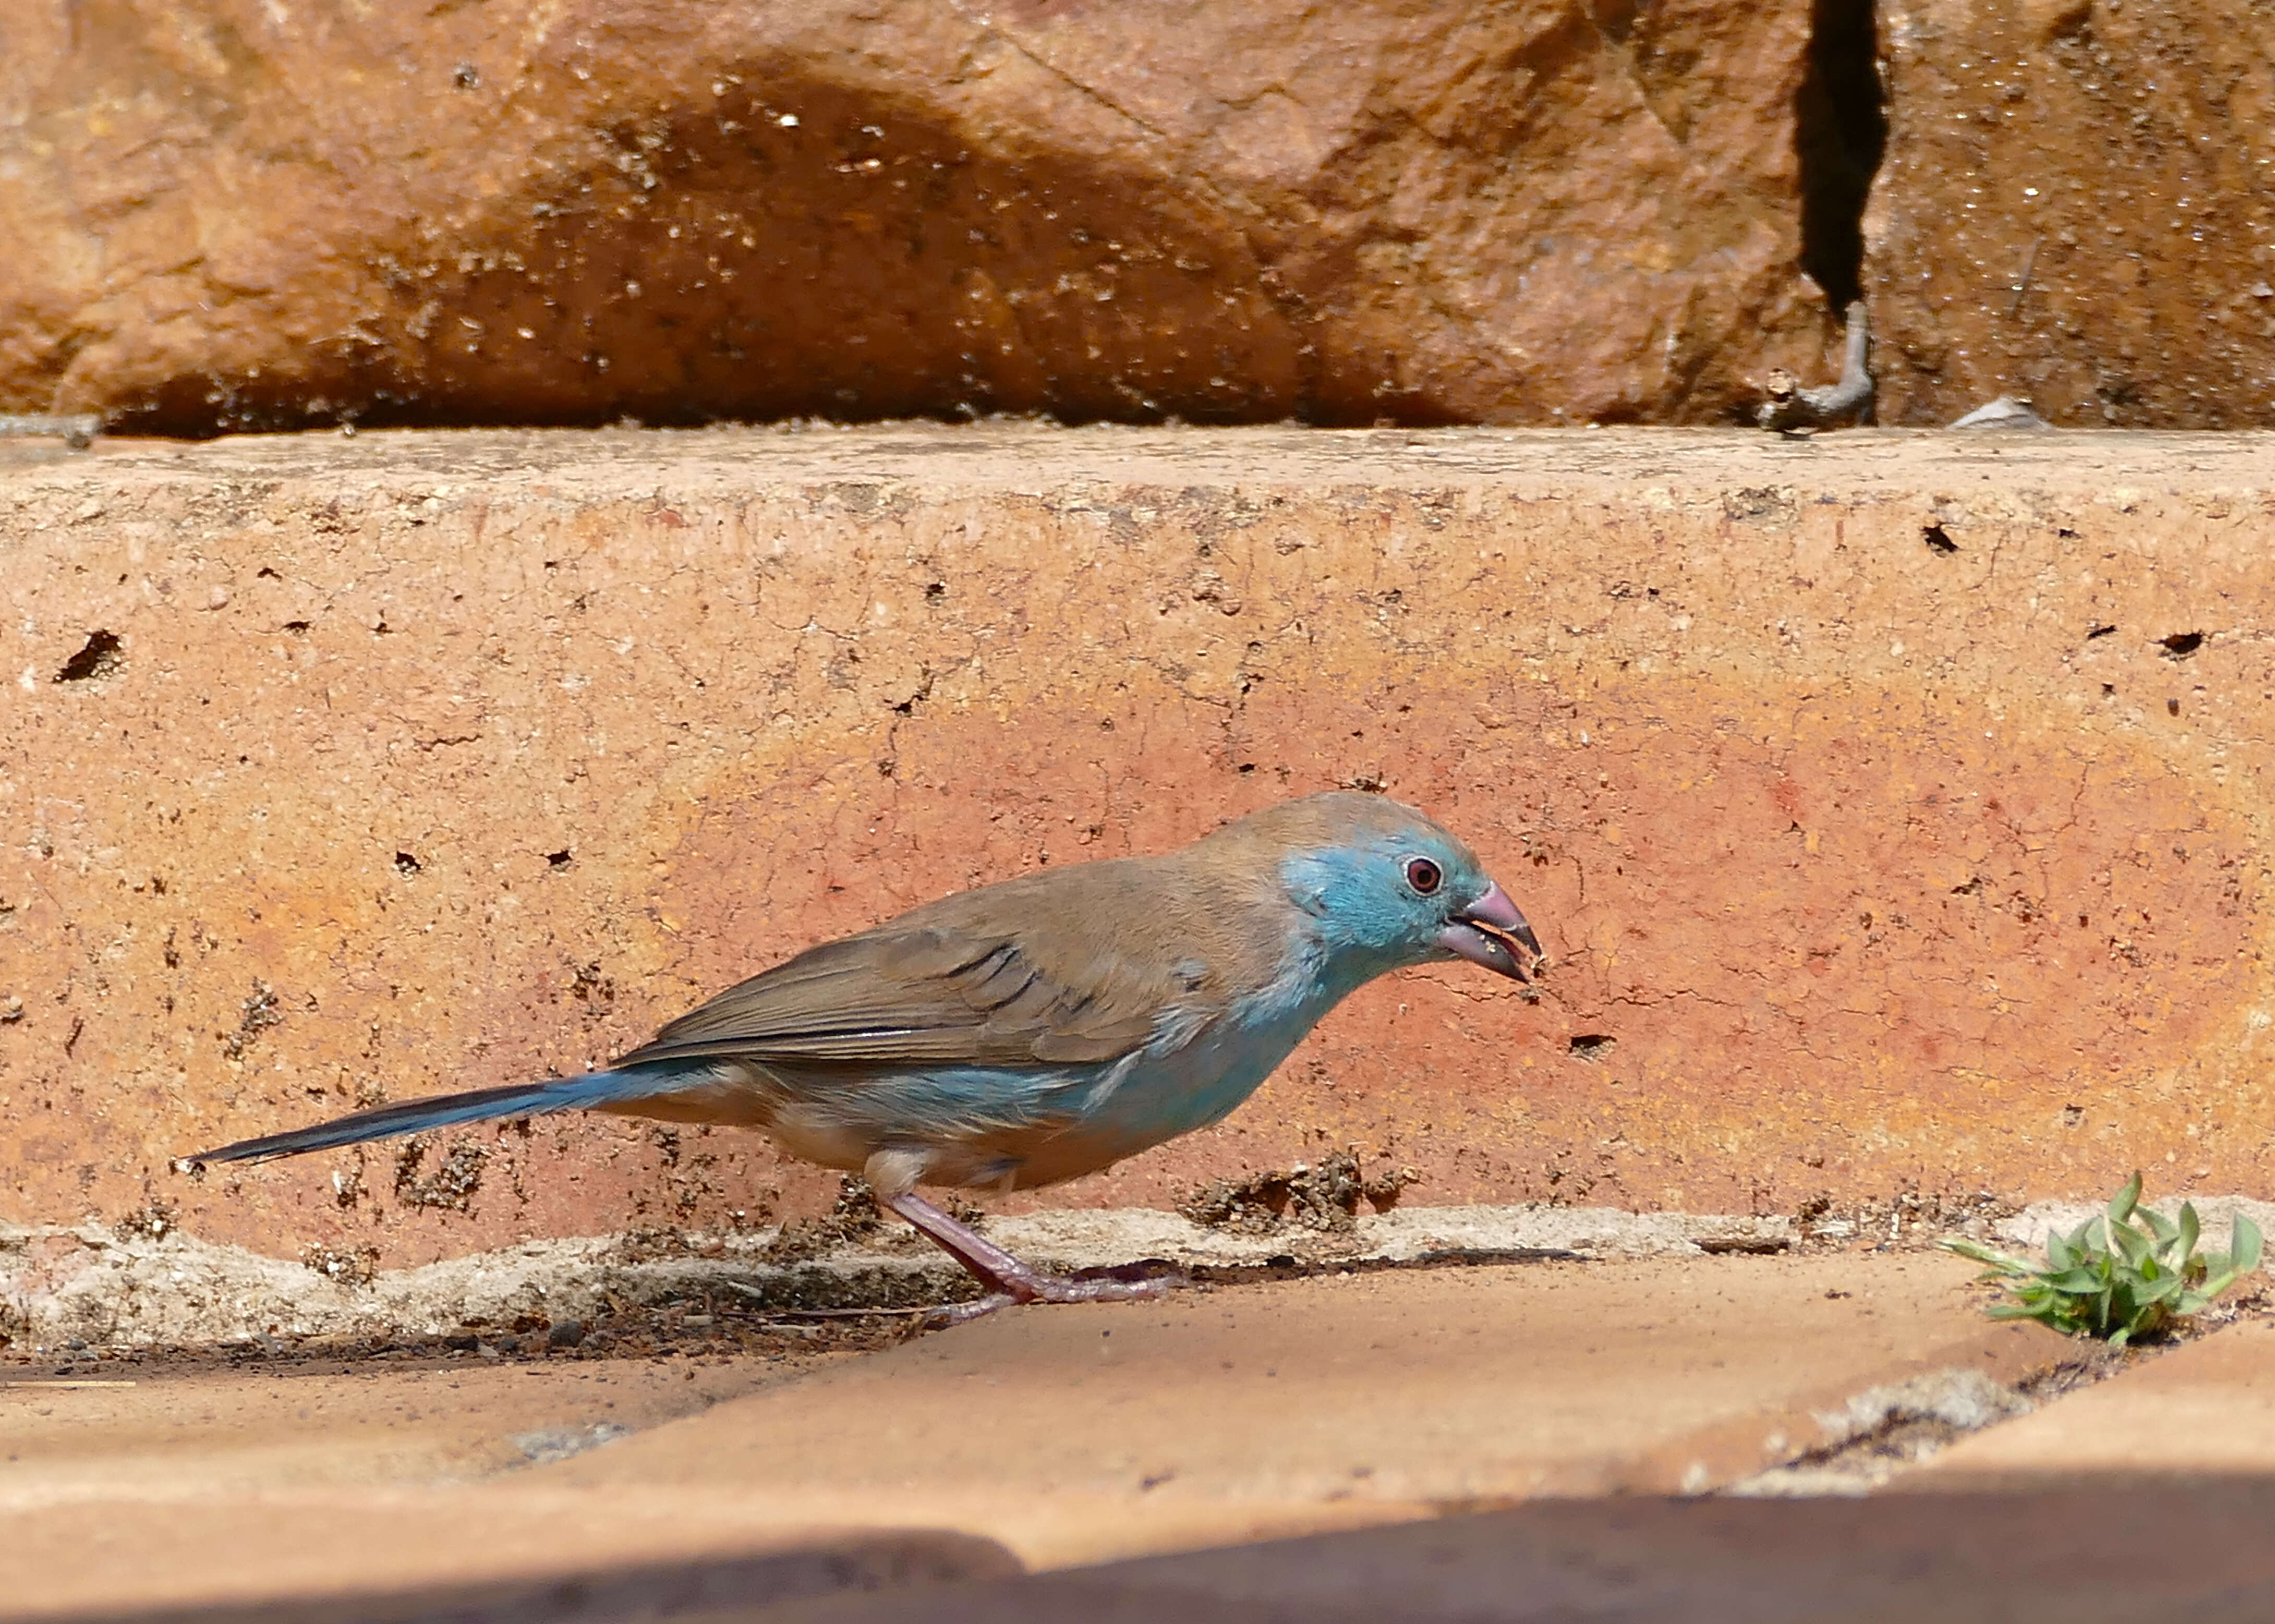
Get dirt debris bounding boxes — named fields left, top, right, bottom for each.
left=219, top=980, right=285, bottom=1060
left=393, top=1141, right=488, bottom=1211
left=757, top=1178, right=889, bottom=1264
left=1179, top=1151, right=1420, bottom=1234
left=0, top=1290, right=911, bottom=1383
left=1790, top=1187, right=2020, bottom=1248
left=113, top=1202, right=178, bottom=1242
left=302, top=1242, right=381, bottom=1287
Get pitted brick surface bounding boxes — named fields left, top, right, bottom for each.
left=1, top=425, right=2270, bottom=1265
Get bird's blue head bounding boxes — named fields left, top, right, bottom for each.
left=1241, top=793, right=1544, bottom=990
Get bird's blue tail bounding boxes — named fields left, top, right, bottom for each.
left=184, top=1066, right=694, bottom=1166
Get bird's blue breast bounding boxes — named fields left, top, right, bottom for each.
left=782, top=895, right=1414, bottom=1184
left=1055, top=936, right=1382, bottom=1160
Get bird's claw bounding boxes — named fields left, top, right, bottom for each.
left=925, top=1271, right=1173, bottom=1326
left=1016, top=1272, right=1174, bottom=1305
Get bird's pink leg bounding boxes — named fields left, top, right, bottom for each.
left=886, top=1192, right=1171, bottom=1324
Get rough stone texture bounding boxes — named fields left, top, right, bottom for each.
left=9, top=1262, right=2274, bottom=1624
left=1905, top=1316, right=2275, bottom=1488
left=3, top=425, right=2274, bottom=1270
left=1, top=1348, right=839, bottom=1502
left=0, top=1252, right=2056, bottom=1616
left=0, top=0, right=1836, bottom=432
left=0, top=1325, right=1033, bottom=1612
left=1866, top=0, right=2275, bottom=426
left=1, top=1205, right=1795, bottom=1347
left=519, top=1254, right=2047, bottom=1567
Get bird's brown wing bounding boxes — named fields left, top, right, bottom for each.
left=608, top=867, right=1224, bottom=1073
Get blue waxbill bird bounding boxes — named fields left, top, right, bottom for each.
left=188, top=792, right=1543, bottom=1317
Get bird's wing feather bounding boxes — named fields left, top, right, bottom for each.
left=611, top=854, right=1296, bottom=1075
left=612, top=919, right=1169, bottom=1071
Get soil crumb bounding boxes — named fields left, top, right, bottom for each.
left=1180, top=1151, right=1419, bottom=1234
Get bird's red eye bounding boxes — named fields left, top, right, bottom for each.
left=1405, top=857, right=1443, bottom=895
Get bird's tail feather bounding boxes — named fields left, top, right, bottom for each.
left=184, top=1066, right=695, bottom=1166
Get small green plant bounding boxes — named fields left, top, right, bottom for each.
left=1942, top=1173, right=2264, bottom=1347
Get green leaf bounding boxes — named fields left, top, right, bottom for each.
left=2195, top=1268, right=2238, bottom=1303
left=1942, top=1238, right=2029, bottom=1271
left=1984, top=1300, right=2049, bottom=1322
left=2235, top=1213, right=2264, bottom=1276
left=2135, top=1271, right=2184, bottom=1305
left=2141, top=1205, right=2180, bottom=1247
left=1956, top=1175, right=2243, bottom=1344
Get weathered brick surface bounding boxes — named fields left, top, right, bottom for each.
left=1, top=426, right=2270, bottom=1265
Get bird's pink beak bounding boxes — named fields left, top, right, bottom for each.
left=1437, top=881, right=1544, bottom=981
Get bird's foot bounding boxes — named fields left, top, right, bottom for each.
left=928, top=1270, right=1173, bottom=1326
left=887, top=1191, right=1178, bottom=1324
